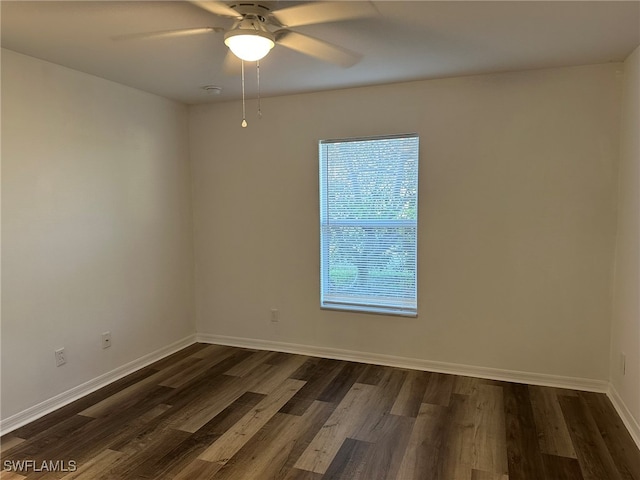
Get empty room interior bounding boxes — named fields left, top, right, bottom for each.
left=1, top=1, right=639, bottom=479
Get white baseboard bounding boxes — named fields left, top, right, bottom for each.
left=0, top=335, right=197, bottom=436
left=196, top=333, right=609, bottom=393
left=607, top=384, right=640, bottom=449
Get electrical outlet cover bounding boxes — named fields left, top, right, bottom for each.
left=55, top=348, right=66, bottom=366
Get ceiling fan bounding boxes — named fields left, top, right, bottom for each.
left=116, top=1, right=378, bottom=68
left=115, top=1, right=376, bottom=126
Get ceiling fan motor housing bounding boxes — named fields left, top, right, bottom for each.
left=228, top=3, right=272, bottom=22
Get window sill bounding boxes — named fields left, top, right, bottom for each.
left=321, top=304, right=417, bottom=318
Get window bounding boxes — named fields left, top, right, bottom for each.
left=319, top=134, right=419, bottom=316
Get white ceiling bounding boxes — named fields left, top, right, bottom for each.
left=2, top=1, right=639, bottom=104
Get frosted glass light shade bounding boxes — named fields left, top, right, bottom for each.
left=225, top=32, right=275, bottom=62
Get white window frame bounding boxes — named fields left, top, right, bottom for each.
left=319, top=133, right=419, bottom=317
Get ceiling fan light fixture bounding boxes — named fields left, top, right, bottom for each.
left=224, top=20, right=275, bottom=62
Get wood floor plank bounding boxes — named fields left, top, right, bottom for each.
left=58, top=449, right=126, bottom=480
left=78, top=357, right=201, bottom=418
left=352, top=369, right=407, bottom=443
left=559, top=394, right=624, bottom=480
left=210, top=400, right=334, bottom=480
left=129, top=403, right=174, bottom=426
left=529, top=385, right=577, bottom=458
left=148, top=348, right=255, bottom=409
left=579, top=391, right=640, bottom=480
left=470, top=470, right=509, bottom=480
left=224, top=350, right=276, bottom=377
left=280, top=359, right=344, bottom=416
left=470, top=384, right=508, bottom=476
left=322, top=438, right=371, bottom=480
left=266, top=352, right=301, bottom=365
left=197, top=378, right=306, bottom=464
left=396, top=402, right=449, bottom=480
left=138, top=391, right=266, bottom=479
left=248, top=355, right=309, bottom=395
left=110, top=427, right=192, bottom=479
left=21, top=412, right=158, bottom=477
left=2, top=414, right=95, bottom=461
left=503, top=383, right=546, bottom=480
left=398, top=391, right=486, bottom=480
left=110, top=413, right=188, bottom=457
left=189, top=343, right=234, bottom=359
left=164, top=347, right=256, bottom=401
left=145, top=342, right=209, bottom=371
left=9, top=366, right=157, bottom=439
left=423, top=372, right=455, bottom=406
left=358, top=364, right=391, bottom=386
left=438, top=393, right=475, bottom=480
left=0, top=471, right=27, bottom=480
left=453, top=375, right=485, bottom=396
left=165, top=362, right=271, bottom=433
left=158, top=346, right=237, bottom=388
left=294, top=383, right=377, bottom=474
left=546, top=386, right=579, bottom=397
left=11, top=386, right=174, bottom=474
left=355, top=413, right=415, bottom=480
left=171, top=458, right=222, bottom=480
left=281, top=468, right=323, bottom=480
left=1, top=434, right=25, bottom=452
left=317, top=362, right=369, bottom=404
left=390, top=370, right=430, bottom=418
left=541, top=453, right=584, bottom=480
left=288, top=358, right=322, bottom=381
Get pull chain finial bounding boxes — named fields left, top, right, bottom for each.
left=241, top=60, right=247, bottom=128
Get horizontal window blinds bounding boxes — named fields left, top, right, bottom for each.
left=319, top=134, right=419, bottom=316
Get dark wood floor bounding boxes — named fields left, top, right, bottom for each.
left=1, top=343, right=638, bottom=479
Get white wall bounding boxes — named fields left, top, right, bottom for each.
left=190, top=63, right=622, bottom=383
left=0, top=50, right=629, bottom=428
left=610, top=46, right=640, bottom=429
left=1, top=50, right=195, bottom=420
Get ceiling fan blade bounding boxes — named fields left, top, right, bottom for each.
left=270, top=1, right=377, bottom=28
left=112, top=27, right=222, bottom=41
left=276, top=30, right=362, bottom=68
left=222, top=50, right=242, bottom=75
left=189, top=1, right=242, bottom=19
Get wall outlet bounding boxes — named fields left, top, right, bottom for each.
left=270, top=308, right=279, bottom=323
left=102, top=331, right=112, bottom=349
left=55, top=348, right=66, bottom=367
left=621, top=352, right=626, bottom=375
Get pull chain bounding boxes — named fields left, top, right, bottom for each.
left=257, top=60, right=262, bottom=119
left=241, top=60, right=247, bottom=128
